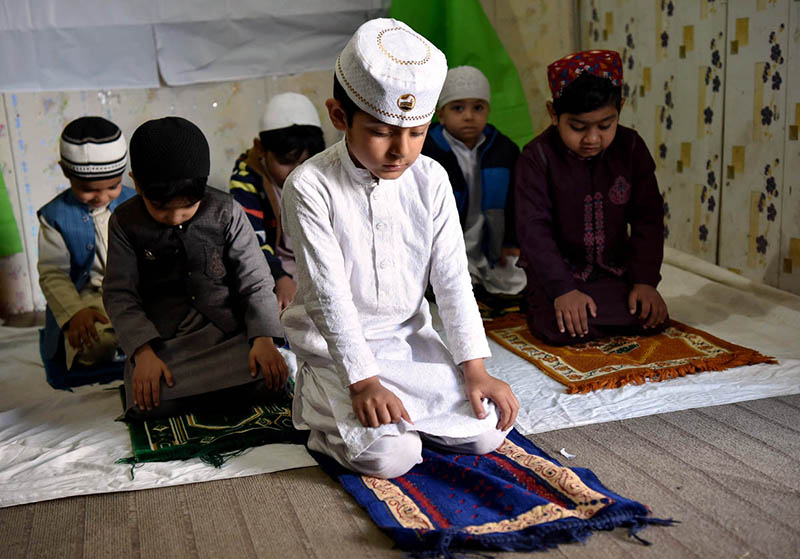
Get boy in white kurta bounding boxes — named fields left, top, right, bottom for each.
left=281, top=18, right=519, bottom=479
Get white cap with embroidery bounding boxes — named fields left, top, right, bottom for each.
left=335, top=18, right=447, bottom=127
left=437, top=66, right=491, bottom=109
left=260, top=92, right=322, bottom=132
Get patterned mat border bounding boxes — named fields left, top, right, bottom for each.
left=485, top=314, right=777, bottom=393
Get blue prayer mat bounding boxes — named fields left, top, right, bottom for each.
left=314, top=430, right=673, bottom=556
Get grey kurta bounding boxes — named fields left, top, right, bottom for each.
left=103, top=189, right=282, bottom=413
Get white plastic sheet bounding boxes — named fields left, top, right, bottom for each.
left=0, top=0, right=389, bottom=91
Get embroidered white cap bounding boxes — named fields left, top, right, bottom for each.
left=437, top=66, right=491, bottom=109
left=335, top=18, right=447, bottom=127
left=60, top=116, right=127, bottom=179
left=260, top=92, right=322, bottom=132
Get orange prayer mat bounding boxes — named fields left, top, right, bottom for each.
left=485, top=314, right=777, bottom=393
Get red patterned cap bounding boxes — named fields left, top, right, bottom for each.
left=547, top=50, right=623, bottom=99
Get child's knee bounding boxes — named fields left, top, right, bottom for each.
left=460, top=429, right=508, bottom=456
left=353, top=433, right=422, bottom=479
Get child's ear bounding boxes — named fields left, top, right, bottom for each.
left=253, top=137, right=263, bottom=152
left=325, top=98, right=349, bottom=131
left=546, top=101, right=558, bottom=126
left=129, top=172, right=142, bottom=195
left=58, top=161, right=69, bottom=179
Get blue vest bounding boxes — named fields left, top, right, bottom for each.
left=38, top=186, right=136, bottom=358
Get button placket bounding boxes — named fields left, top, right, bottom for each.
left=370, top=186, right=393, bottom=305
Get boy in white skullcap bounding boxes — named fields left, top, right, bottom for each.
left=422, top=66, right=526, bottom=300
left=37, top=116, right=136, bottom=388
left=229, top=92, right=325, bottom=309
left=281, top=19, right=519, bottom=478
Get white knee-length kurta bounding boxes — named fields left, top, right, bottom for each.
left=281, top=139, right=498, bottom=460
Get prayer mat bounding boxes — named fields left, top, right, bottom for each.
left=118, top=385, right=307, bottom=467
left=474, top=286, right=524, bottom=321
left=313, top=430, right=673, bottom=556
left=485, top=313, right=777, bottom=393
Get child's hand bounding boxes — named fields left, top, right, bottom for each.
left=66, top=308, right=110, bottom=350
left=249, top=336, right=289, bottom=390
left=349, top=376, right=412, bottom=428
left=132, top=343, right=174, bottom=411
left=628, top=284, right=668, bottom=329
left=553, top=289, right=597, bottom=337
left=274, top=276, right=297, bottom=311
left=499, top=247, right=520, bottom=267
left=462, top=359, right=519, bottom=431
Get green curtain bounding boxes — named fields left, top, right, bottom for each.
left=0, top=166, right=23, bottom=257
left=390, top=0, right=533, bottom=148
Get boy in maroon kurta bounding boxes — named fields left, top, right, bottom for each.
left=515, top=50, right=668, bottom=345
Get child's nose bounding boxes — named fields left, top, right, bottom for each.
left=390, top=134, right=409, bottom=157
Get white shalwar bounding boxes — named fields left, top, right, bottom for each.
left=281, top=139, right=501, bottom=471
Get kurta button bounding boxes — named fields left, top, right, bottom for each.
left=191, top=296, right=196, bottom=300
left=82, top=215, right=90, bottom=222
left=86, top=243, right=94, bottom=250
left=177, top=224, right=183, bottom=230
left=379, top=260, right=389, bottom=269
left=376, top=222, right=386, bottom=230
left=187, top=272, right=192, bottom=277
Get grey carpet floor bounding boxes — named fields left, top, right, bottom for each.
left=2, top=395, right=799, bottom=559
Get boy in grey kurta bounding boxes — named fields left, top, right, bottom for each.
left=103, top=117, right=287, bottom=419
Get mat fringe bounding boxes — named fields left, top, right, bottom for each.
left=567, top=350, right=778, bottom=394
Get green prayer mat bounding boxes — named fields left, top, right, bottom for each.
left=118, top=385, right=307, bottom=467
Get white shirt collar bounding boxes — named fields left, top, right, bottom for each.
left=336, top=138, right=376, bottom=186
left=442, top=127, right=486, bottom=153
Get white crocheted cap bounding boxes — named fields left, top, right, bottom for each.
left=335, top=18, right=447, bottom=127
left=260, top=92, right=322, bottom=132
left=437, top=66, right=491, bottom=109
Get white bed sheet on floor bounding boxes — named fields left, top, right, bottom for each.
left=1, top=248, right=798, bottom=507
left=485, top=247, right=800, bottom=435
left=0, top=332, right=316, bottom=508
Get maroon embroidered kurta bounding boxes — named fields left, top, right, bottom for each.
left=515, top=125, right=665, bottom=344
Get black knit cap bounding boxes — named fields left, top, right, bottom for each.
left=129, top=117, right=210, bottom=183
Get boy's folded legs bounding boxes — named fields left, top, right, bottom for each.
left=526, top=275, right=669, bottom=346
left=124, top=377, right=287, bottom=421
left=309, top=429, right=423, bottom=480
left=308, top=426, right=508, bottom=479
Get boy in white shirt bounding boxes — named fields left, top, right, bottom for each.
left=281, top=18, right=519, bottom=479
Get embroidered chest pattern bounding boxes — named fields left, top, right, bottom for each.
left=608, top=176, right=631, bottom=205
left=573, top=192, right=625, bottom=281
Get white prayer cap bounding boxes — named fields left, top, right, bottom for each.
left=260, top=92, right=322, bottom=132
left=335, top=18, right=447, bottom=127
left=60, top=116, right=127, bottom=180
left=437, top=66, right=491, bottom=109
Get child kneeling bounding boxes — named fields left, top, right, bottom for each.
left=38, top=117, right=135, bottom=386
left=422, top=66, right=524, bottom=297
left=281, top=19, right=519, bottom=479
left=103, top=117, right=286, bottom=419
left=516, top=50, right=668, bottom=345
